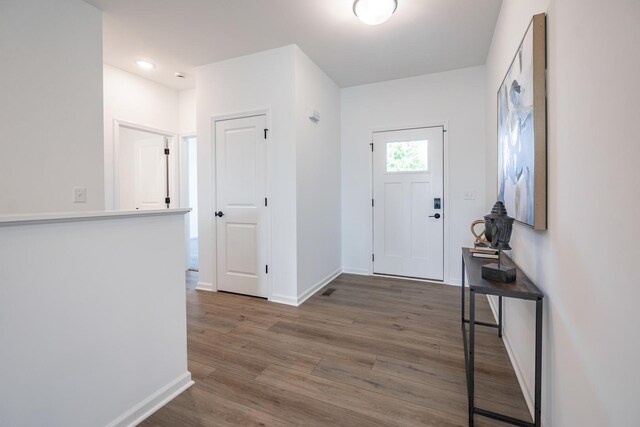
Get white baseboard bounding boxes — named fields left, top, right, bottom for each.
left=269, top=268, right=342, bottom=307
left=106, top=371, right=194, bottom=427
left=196, top=282, right=214, bottom=292
left=443, top=281, right=461, bottom=287
left=297, top=268, right=342, bottom=305
left=446, top=277, right=462, bottom=286
left=486, top=296, right=538, bottom=424
left=269, top=293, right=299, bottom=306
left=341, top=266, right=370, bottom=275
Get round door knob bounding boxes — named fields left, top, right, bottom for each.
left=215, top=211, right=225, bottom=217
left=429, top=213, right=441, bottom=219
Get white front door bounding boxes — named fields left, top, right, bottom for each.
left=372, top=126, right=444, bottom=280
left=215, top=115, right=268, bottom=298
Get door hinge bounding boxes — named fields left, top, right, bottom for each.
left=164, top=148, right=170, bottom=155
left=372, top=198, right=374, bottom=207
left=370, top=142, right=374, bottom=152
left=264, top=128, right=269, bottom=139
left=165, top=197, right=171, bottom=204
left=265, top=197, right=268, bottom=207
left=372, top=254, right=375, bottom=262
left=443, top=129, right=447, bottom=133
left=266, top=265, right=269, bottom=274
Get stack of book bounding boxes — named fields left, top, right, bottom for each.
left=470, top=246, right=499, bottom=259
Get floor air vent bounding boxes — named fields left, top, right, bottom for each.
left=322, top=288, right=336, bottom=296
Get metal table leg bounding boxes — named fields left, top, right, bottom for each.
left=498, top=296, right=503, bottom=337
left=469, top=288, right=475, bottom=426
left=534, top=297, right=543, bottom=427
left=461, top=255, right=466, bottom=328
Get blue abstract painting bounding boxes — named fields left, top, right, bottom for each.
left=498, top=22, right=536, bottom=227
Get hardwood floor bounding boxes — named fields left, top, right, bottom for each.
left=141, top=272, right=531, bottom=426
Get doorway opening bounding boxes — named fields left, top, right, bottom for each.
left=372, top=126, right=445, bottom=281
left=183, top=135, right=199, bottom=271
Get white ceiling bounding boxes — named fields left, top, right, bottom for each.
left=85, top=0, right=502, bottom=91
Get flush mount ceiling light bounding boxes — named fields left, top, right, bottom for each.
left=135, top=60, right=155, bottom=70
left=353, top=0, right=398, bottom=25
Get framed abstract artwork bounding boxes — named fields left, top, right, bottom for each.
left=497, top=13, right=547, bottom=230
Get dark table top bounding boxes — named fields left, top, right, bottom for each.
left=462, top=248, right=544, bottom=300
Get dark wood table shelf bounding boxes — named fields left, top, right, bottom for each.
left=461, top=247, right=544, bottom=427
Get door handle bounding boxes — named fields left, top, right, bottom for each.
left=429, top=213, right=441, bottom=219
left=214, top=211, right=225, bottom=217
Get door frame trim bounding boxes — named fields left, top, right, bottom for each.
left=179, top=133, right=197, bottom=272
left=210, top=109, right=272, bottom=299
left=112, top=119, right=177, bottom=210
left=368, top=121, right=451, bottom=284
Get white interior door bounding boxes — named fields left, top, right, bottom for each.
left=373, top=126, right=444, bottom=280
left=133, top=137, right=168, bottom=210
left=215, top=115, right=268, bottom=297
left=118, top=126, right=175, bottom=211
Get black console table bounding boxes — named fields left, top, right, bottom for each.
left=461, top=248, right=544, bottom=427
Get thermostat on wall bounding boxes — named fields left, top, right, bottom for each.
left=309, top=110, right=320, bottom=123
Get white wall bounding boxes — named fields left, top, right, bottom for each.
left=0, top=211, right=192, bottom=427
left=341, top=66, right=487, bottom=283
left=0, top=0, right=104, bottom=214
left=485, top=1, right=640, bottom=425
left=196, top=46, right=298, bottom=301
left=103, top=65, right=180, bottom=209
left=196, top=45, right=341, bottom=303
left=294, top=48, right=342, bottom=301
left=179, top=89, right=197, bottom=135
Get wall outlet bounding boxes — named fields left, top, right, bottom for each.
left=73, top=187, right=87, bottom=203
left=464, top=190, right=476, bottom=200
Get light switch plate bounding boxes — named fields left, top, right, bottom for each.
left=73, top=187, right=87, bottom=203
left=464, top=190, right=476, bottom=200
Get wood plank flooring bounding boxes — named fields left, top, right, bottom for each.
left=141, top=273, right=531, bottom=426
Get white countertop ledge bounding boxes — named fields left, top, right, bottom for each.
left=0, top=208, right=191, bottom=227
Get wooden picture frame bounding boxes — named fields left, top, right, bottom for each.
left=497, top=13, right=547, bottom=230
